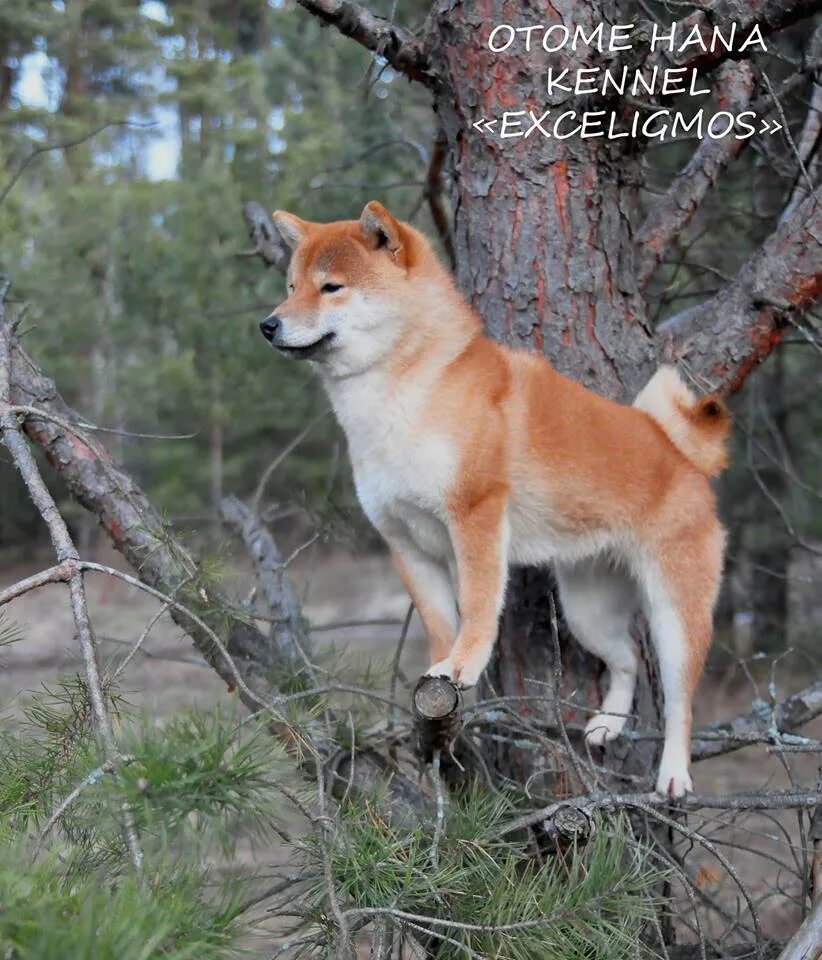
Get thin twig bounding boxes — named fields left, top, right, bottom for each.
left=35, top=754, right=135, bottom=856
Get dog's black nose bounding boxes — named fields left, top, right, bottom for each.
left=260, top=315, right=280, bottom=342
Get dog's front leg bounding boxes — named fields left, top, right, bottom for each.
left=427, top=489, right=509, bottom=688
left=389, top=540, right=458, bottom=665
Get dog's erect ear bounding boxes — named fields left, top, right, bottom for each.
left=272, top=211, right=313, bottom=250
left=359, top=201, right=404, bottom=259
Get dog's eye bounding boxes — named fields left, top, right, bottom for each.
left=321, top=282, right=344, bottom=294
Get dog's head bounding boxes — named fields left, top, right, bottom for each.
left=260, top=201, right=426, bottom=376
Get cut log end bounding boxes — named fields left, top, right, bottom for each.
left=412, top=676, right=463, bottom=763
left=413, top=675, right=461, bottom=720
left=544, top=805, right=593, bottom=843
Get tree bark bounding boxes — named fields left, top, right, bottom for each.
left=272, top=0, right=822, bottom=800
left=426, top=1, right=656, bottom=401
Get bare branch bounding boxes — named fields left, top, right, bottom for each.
left=0, top=120, right=153, bottom=207
left=642, top=0, right=821, bottom=76
left=251, top=410, right=329, bottom=511
left=243, top=201, right=290, bottom=273
left=0, top=282, right=143, bottom=870
left=692, top=680, right=822, bottom=760
left=776, top=895, right=822, bottom=960
left=423, top=127, right=455, bottom=271
left=0, top=561, right=75, bottom=605
left=34, top=754, right=134, bottom=856
left=499, top=788, right=822, bottom=839
left=4, top=318, right=433, bottom=829
left=293, top=0, right=435, bottom=87
left=219, top=494, right=312, bottom=665
left=782, top=30, right=822, bottom=222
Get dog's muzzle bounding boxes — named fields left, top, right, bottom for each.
left=259, top=314, right=336, bottom=360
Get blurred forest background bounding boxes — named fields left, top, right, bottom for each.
left=0, top=0, right=436, bottom=556
left=1, top=0, right=820, bottom=662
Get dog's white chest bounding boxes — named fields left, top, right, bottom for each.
left=326, top=375, right=456, bottom=557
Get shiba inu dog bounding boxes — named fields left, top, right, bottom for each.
left=260, top=201, right=730, bottom=798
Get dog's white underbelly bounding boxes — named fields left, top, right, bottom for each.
left=332, top=378, right=624, bottom=570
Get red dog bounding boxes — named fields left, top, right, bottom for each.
left=260, top=201, right=730, bottom=797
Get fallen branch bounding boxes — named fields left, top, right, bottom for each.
left=0, top=281, right=143, bottom=870
left=4, top=317, right=432, bottom=829
left=691, top=681, right=822, bottom=760
left=499, top=788, right=822, bottom=839
left=220, top=494, right=311, bottom=666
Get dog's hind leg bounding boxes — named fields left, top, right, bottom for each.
left=637, top=517, right=724, bottom=797
left=555, top=558, right=640, bottom=746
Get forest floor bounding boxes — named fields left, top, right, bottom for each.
left=1, top=542, right=820, bottom=956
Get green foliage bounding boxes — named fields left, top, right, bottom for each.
left=0, top=610, right=22, bottom=650
left=0, top=678, right=101, bottom=829
left=0, top=680, right=294, bottom=958
left=0, top=669, right=664, bottom=959
left=114, top=708, right=287, bottom=844
left=302, top=788, right=663, bottom=960
left=0, top=849, right=242, bottom=960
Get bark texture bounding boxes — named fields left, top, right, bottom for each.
left=426, top=1, right=657, bottom=401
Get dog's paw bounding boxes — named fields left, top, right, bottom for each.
left=425, top=655, right=483, bottom=690
left=584, top=713, right=626, bottom=747
left=655, top=765, right=693, bottom=799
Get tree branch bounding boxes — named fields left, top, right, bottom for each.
left=643, top=0, right=821, bottom=76
left=423, top=127, right=455, bottom=271
left=242, top=201, right=290, bottom=272
left=293, top=0, right=436, bottom=87
left=691, top=680, right=822, bottom=760
left=219, top=494, right=311, bottom=666
left=499, top=787, right=822, bottom=839
left=635, top=61, right=756, bottom=290
left=776, top=895, right=822, bottom=960
left=0, top=282, right=143, bottom=870
left=658, top=182, right=822, bottom=394
left=782, top=40, right=822, bottom=223
left=7, top=334, right=293, bottom=697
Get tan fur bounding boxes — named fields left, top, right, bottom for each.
left=262, top=201, right=731, bottom=797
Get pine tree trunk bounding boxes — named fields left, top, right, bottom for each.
left=426, top=0, right=662, bottom=788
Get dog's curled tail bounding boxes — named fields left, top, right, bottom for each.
left=634, top=366, right=731, bottom=477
